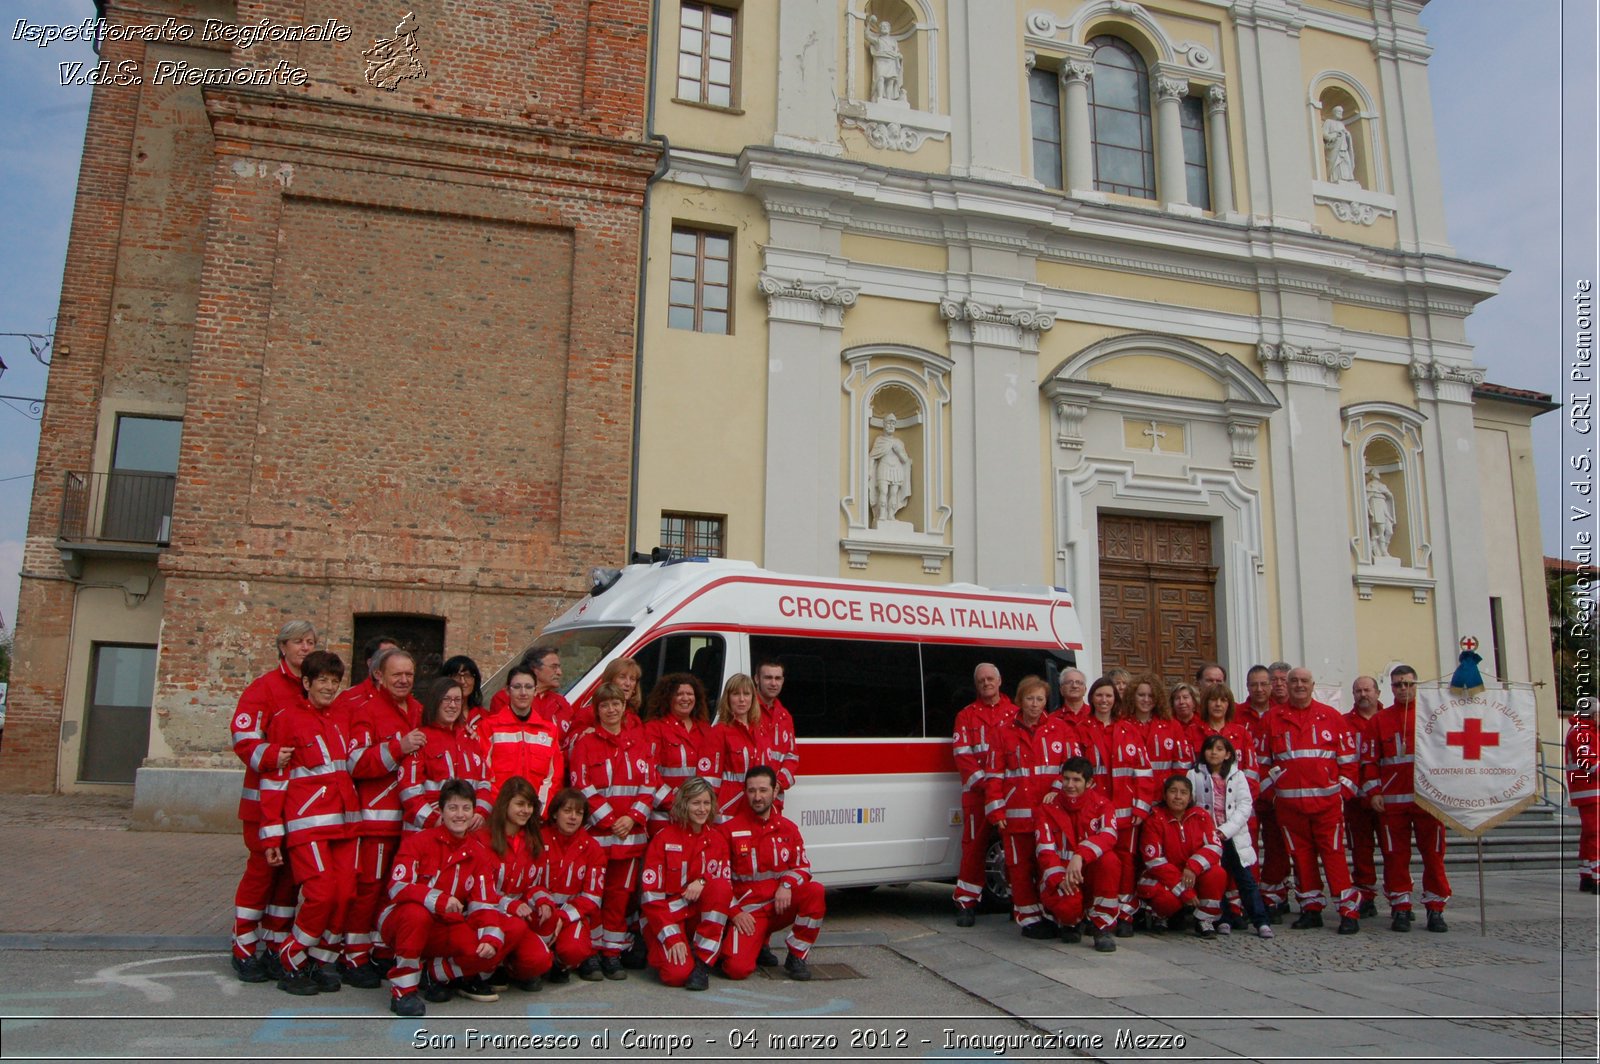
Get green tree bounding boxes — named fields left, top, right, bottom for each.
left=0, top=630, right=10, bottom=685
left=1548, top=570, right=1595, bottom=715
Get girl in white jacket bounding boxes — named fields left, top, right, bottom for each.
left=1188, top=735, right=1273, bottom=938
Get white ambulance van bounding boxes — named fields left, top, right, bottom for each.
left=493, top=558, right=1085, bottom=896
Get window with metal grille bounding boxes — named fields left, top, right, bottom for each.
left=660, top=512, right=726, bottom=558
left=667, top=226, right=732, bottom=334
left=677, top=1, right=735, bottom=108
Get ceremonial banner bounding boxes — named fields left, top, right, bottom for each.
left=1413, top=684, right=1539, bottom=836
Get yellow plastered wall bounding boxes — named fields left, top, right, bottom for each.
left=1037, top=262, right=1260, bottom=317
left=636, top=182, right=771, bottom=562
left=840, top=233, right=948, bottom=274
left=653, top=0, right=780, bottom=155
left=1332, top=302, right=1412, bottom=338
left=1338, top=361, right=1417, bottom=408
left=1354, top=587, right=1440, bottom=683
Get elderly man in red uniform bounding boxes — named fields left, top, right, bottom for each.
left=1261, top=666, right=1361, bottom=933
left=1344, top=675, right=1385, bottom=918
left=1052, top=668, right=1090, bottom=726
left=1236, top=664, right=1288, bottom=918
left=1568, top=708, right=1599, bottom=892
left=1368, top=665, right=1451, bottom=932
left=718, top=766, right=824, bottom=981
left=341, top=646, right=425, bottom=983
left=230, top=619, right=319, bottom=982
left=951, top=662, right=1016, bottom=924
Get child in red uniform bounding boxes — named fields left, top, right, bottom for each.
left=1035, top=757, right=1121, bottom=952
left=478, top=776, right=552, bottom=992
left=641, top=776, right=733, bottom=990
left=532, top=788, right=607, bottom=982
left=1138, top=775, right=1227, bottom=937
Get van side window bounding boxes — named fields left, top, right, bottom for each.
left=920, top=645, right=1075, bottom=738
left=632, top=633, right=726, bottom=703
left=749, top=636, right=922, bottom=739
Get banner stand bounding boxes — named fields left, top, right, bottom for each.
left=1476, top=836, right=1486, bottom=937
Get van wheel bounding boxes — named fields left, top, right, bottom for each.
left=981, top=836, right=1011, bottom=912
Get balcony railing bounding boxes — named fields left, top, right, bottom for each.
left=59, top=470, right=175, bottom=546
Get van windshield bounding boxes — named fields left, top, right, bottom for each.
left=496, top=626, right=632, bottom=697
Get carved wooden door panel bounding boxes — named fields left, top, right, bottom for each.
left=1097, top=514, right=1218, bottom=690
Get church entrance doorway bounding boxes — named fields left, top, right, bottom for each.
left=1097, top=513, right=1218, bottom=690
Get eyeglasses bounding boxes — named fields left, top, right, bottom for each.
left=440, top=695, right=464, bottom=704
left=535, top=661, right=559, bottom=671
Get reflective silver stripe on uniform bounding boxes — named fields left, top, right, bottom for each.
left=1380, top=754, right=1414, bottom=766
left=247, top=741, right=269, bottom=772
left=241, top=787, right=261, bottom=803
left=734, top=869, right=789, bottom=882
left=1278, top=785, right=1341, bottom=799
left=295, top=787, right=327, bottom=817
left=1276, top=748, right=1335, bottom=761
left=290, top=763, right=341, bottom=780
left=285, top=812, right=348, bottom=833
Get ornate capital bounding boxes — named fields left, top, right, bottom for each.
left=1227, top=420, right=1259, bottom=468
left=1206, top=84, right=1227, bottom=112
left=1409, top=359, right=1484, bottom=405
left=758, top=272, right=858, bottom=327
left=1058, top=60, right=1093, bottom=86
left=1258, top=341, right=1353, bottom=388
left=1155, top=75, right=1190, bottom=102
left=1024, top=50, right=1036, bottom=73
left=939, top=298, right=1056, bottom=333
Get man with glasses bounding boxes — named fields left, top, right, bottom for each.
left=1367, top=665, right=1451, bottom=932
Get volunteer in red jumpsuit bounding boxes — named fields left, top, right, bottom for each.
left=754, top=660, right=800, bottom=799
left=1138, top=775, right=1228, bottom=936
left=481, top=663, right=564, bottom=810
left=1367, top=665, right=1452, bottom=932
left=1261, top=666, right=1361, bottom=932
left=477, top=775, right=553, bottom=992
left=986, top=675, right=1082, bottom=935
left=260, top=650, right=360, bottom=995
left=399, top=676, right=490, bottom=833
left=1127, top=675, right=1194, bottom=781
left=644, top=674, right=721, bottom=834
left=378, top=779, right=508, bottom=1017
left=1051, top=668, right=1091, bottom=728
left=341, top=647, right=425, bottom=979
left=230, top=619, right=318, bottom=982
left=1343, top=675, right=1385, bottom=918
left=1568, top=707, right=1599, bottom=892
left=1035, top=756, right=1121, bottom=952
left=1236, top=664, right=1289, bottom=916
left=533, top=787, right=607, bottom=981
left=641, top=776, right=732, bottom=990
left=1078, top=676, right=1152, bottom=934
left=951, top=663, right=1017, bottom=923
left=718, top=766, right=824, bottom=981
left=715, top=673, right=784, bottom=820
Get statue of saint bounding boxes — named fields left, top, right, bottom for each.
left=866, top=18, right=906, bottom=105
left=1365, top=467, right=1396, bottom=558
left=1322, top=105, right=1358, bottom=185
left=870, top=413, right=913, bottom=526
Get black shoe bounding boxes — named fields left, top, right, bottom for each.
left=1093, top=931, right=1117, bottom=953
left=1290, top=911, right=1324, bottom=930
left=231, top=953, right=270, bottom=984
left=339, top=961, right=383, bottom=989
left=1391, top=910, right=1412, bottom=933
left=1264, top=908, right=1282, bottom=926
left=390, top=992, right=425, bottom=1018
left=1167, top=910, right=1190, bottom=933
left=261, top=950, right=285, bottom=982
left=421, top=971, right=453, bottom=1003
left=1131, top=910, right=1152, bottom=931
left=486, top=966, right=511, bottom=992
left=685, top=960, right=711, bottom=992
left=576, top=957, right=604, bottom=982
left=277, top=967, right=320, bottom=996
left=457, top=975, right=500, bottom=1002
left=1114, top=920, right=1135, bottom=938
left=545, top=964, right=571, bottom=985
left=599, top=954, right=627, bottom=981
left=1425, top=911, right=1448, bottom=933
left=756, top=946, right=780, bottom=968
left=1581, top=878, right=1597, bottom=894
left=783, top=952, right=813, bottom=981
left=372, top=956, right=396, bottom=979
left=310, top=963, right=342, bottom=992
left=620, top=940, right=650, bottom=970
left=954, top=906, right=976, bottom=927
left=509, top=975, right=542, bottom=993
left=1060, top=924, right=1082, bottom=944
left=1194, top=922, right=1217, bottom=939
left=1021, top=920, right=1057, bottom=940
left=1358, top=899, right=1378, bottom=918
left=1337, top=916, right=1360, bottom=935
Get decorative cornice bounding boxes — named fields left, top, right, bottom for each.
left=1408, top=360, right=1485, bottom=387
left=758, top=273, right=859, bottom=307
left=1257, top=342, right=1353, bottom=372
left=939, top=298, right=1056, bottom=333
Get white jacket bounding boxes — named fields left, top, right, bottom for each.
left=1187, top=763, right=1255, bottom=867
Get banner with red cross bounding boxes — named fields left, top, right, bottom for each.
left=1413, top=684, right=1539, bottom=836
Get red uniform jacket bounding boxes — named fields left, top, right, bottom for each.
left=1364, top=702, right=1420, bottom=806
left=1132, top=716, right=1194, bottom=779
left=1344, top=708, right=1384, bottom=800
left=346, top=688, right=422, bottom=838
left=719, top=807, right=812, bottom=914
left=258, top=690, right=359, bottom=848
left=380, top=825, right=503, bottom=947
left=1078, top=715, right=1154, bottom=825
left=640, top=823, right=732, bottom=952
left=952, top=696, right=1017, bottom=796
left=756, top=696, right=800, bottom=791
left=985, top=715, right=1083, bottom=834
left=531, top=825, right=605, bottom=926
left=481, top=705, right=564, bottom=809
left=476, top=828, right=542, bottom=916
left=569, top=725, right=658, bottom=858
left=1137, top=804, right=1223, bottom=893
left=1035, top=788, right=1119, bottom=893
left=1568, top=714, right=1599, bottom=807
left=232, top=663, right=303, bottom=823
left=1261, top=700, right=1358, bottom=814
left=645, top=716, right=721, bottom=828
left=400, top=721, right=491, bottom=832
left=715, top=717, right=784, bottom=817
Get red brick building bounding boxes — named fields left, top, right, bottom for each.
left=2, top=0, right=657, bottom=822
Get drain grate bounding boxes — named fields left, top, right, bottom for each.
left=755, top=962, right=864, bottom=981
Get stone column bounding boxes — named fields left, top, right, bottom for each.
left=1154, top=74, right=1190, bottom=209
left=1059, top=60, right=1094, bottom=195
left=1230, top=1, right=1313, bottom=226
left=1205, top=85, right=1234, bottom=213
left=759, top=273, right=859, bottom=574
left=940, top=298, right=1053, bottom=586
left=774, top=0, right=842, bottom=154
left=949, top=0, right=1024, bottom=181
left=1372, top=12, right=1453, bottom=253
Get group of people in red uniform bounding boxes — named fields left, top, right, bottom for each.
left=954, top=655, right=1590, bottom=948
left=229, top=624, right=824, bottom=1016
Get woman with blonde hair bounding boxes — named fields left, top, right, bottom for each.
left=713, top=674, right=781, bottom=819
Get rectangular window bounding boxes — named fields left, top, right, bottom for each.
left=677, top=1, right=736, bottom=108
left=1028, top=67, right=1063, bottom=189
left=749, top=636, right=924, bottom=739
left=1180, top=95, right=1210, bottom=210
left=660, top=511, right=726, bottom=558
left=80, top=643, right=156, bottom=784
left=667, top=226, right=732, bottom=334
left=1488, top=596, right=1507, bottom=681
left=103, top=415, right=180, bottom=543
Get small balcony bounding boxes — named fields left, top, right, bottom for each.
left=56, top=470, right=175, bottom=577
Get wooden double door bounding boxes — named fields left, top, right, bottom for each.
left=1097, top=514, right=1218, bottom=690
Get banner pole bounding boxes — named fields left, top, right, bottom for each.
left=1476, top=836, right=1486, bottom=935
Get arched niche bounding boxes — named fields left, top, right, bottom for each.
left=1342, top=401, right=1432, bottom=602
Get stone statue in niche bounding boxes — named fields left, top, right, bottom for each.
left=1322, top=105, right=1358, bottom=185
left=1365, top=467, right=1397, bottom=559
left=865, top=18, right=907, bottom=105
left=870, top=413, right=913, bottom=526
